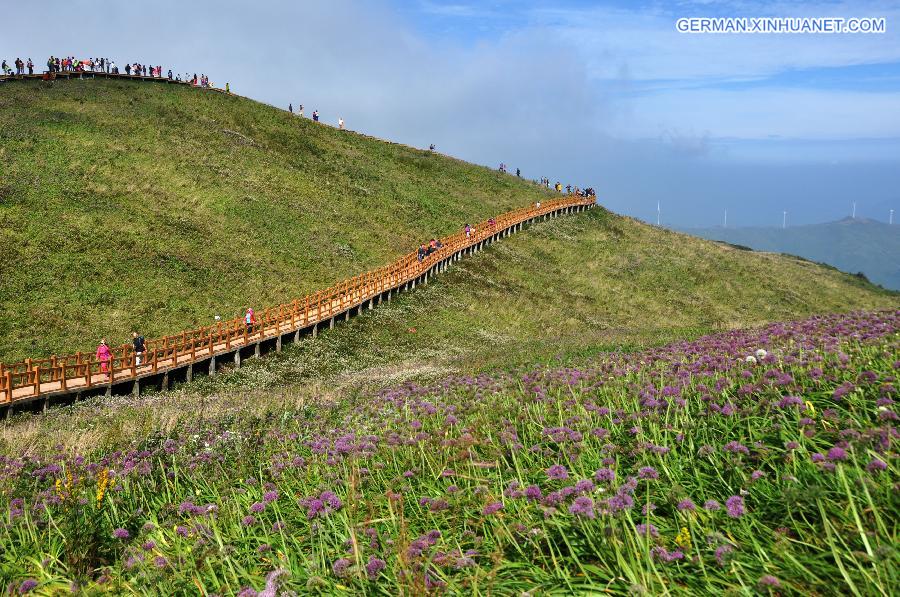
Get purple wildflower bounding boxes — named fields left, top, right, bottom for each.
left=18, top=580, right=38, bottom=594
left=332, top=557, right=353, bottom=578
left=242, top=515, right=257, bottom=526
left=366, top=556, right=386, bottom=580
left=725, top=495, right=745, bottom=518
left=546, top=465, right=569, bottom=480
left=758, top=575, right=781, bottom=589
left=714, top=544, right=733, bottom=566
left=112, top=528, right=130, bottom=540
left=637, top=466, right=659, bottom=480
left=827, top=447, right=848, bottom=462
left=263, top=490, right=279, bottom=503
left=569, top=496, right=595, bottom=519
left=594, top=468, right=615, bottom=483
left=525, top=485, right=542, bottom=501
left=482, top=501, right=503, bottom=516
left=677, top=499, right=696, bottom=512
left=250, top=501, right=266, bottom=513
left=867, top=458, right=887, bottom=472
left=574, top=479, right=595, bottom=493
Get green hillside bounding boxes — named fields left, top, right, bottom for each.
left=0, top=77, right=895, bottom=374
left=5, top=206, right=897, bottom=452
left=682, top=218, right=900, bottom=290
left=0, top=78, right=552, bottom=362
left=177, top=206, right=896, bottom=394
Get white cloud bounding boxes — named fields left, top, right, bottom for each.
left=621, top=87, right=900, bottom=140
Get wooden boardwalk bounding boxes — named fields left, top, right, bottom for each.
left=1, top=197, right=595, bottom=412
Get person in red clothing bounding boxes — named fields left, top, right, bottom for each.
left=96, top=339, right=112, bottom=379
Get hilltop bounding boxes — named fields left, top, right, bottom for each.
left=682, top=217, right=900, bottom=290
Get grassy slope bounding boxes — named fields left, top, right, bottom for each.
left=4, top=207, right=897, bottom=452
left=683, top=218, right=900, bottom=290
left=178, top=207, right=898, bottom=397
left=0, top=78, right=552, bottom=362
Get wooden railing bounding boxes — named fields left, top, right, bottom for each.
left=0, top=196, right=595, bottom=405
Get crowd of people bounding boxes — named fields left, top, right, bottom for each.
left=0, top=54, right=221, bottom=90
left=2, top=57, right=34, bottom=75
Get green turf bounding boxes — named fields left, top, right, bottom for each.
left=0, top=78, right=552, bottom=362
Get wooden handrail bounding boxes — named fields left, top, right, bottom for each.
left=0, top=180, right=592, bottom=404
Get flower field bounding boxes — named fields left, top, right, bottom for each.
left=1, top=310, right=898, bottom=594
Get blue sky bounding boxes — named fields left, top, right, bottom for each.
left=2, top=0, right=899, bottom=227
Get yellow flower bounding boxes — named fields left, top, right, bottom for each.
left=96, top=468, right=110, bottom=507
left=675, top=526, right=692, bottom=550
left=805, top=401, right=816, bottom=416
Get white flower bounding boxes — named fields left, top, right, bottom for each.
left=756, top=349, right=768, bottom=359
left=745, top=356, right=757, bottom=364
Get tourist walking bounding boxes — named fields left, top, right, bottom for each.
left=312, top=110, right=319, bottom=122
left=96, top=339, right=113, bottom=380
left=132, top=332, right=146, bottom=366
left=289, top=103, right=293, bottom=114
left=27, top=58, right=33, bottom=75
left=338, top=117, right=344, bottom=130
left=298, top=104, right=304, bottom=117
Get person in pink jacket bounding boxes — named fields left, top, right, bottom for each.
left=96, top=339, right=112, bottom=379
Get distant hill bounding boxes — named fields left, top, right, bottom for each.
left=681, top=218, right=900, bottom=290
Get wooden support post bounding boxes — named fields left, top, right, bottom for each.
left=161, top=372, right=169, bottom=391
left=294, top=329, right=301, bottom=343
left=234, top=350, right=241, bottom=368
left=43, top=396, right=50, bottom=413
left=133, top=379, right=140, bottom=397
left=209, top=355, right=216, bottom=375
left=345, top=310, right=350, bottom=321
left=186, top=363, right=193, bottom=382
left=254, top=343, right=261, bottom=358
left=329, top=317, right=335, bottom=329
left=313, top=323, right=318, bottom=338
left=276, top=335, right=282, bottom=352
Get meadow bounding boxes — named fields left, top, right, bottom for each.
left=1, top=309, right=896, bottom=594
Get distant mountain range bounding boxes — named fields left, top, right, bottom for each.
left=681, top=218, right=900, bottom=290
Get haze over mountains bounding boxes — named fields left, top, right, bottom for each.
left=682, top=217, right=900, bottom=290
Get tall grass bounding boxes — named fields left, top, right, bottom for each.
left=1, top=310, right=897, bottom=594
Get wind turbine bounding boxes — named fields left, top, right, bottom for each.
left=891, top=209, right=894, bottom=225
left=782, top=211, right=787, bottom=229
left=852, top=201, right=857, bottom=219
left=656, top=201, right=660, bottom=226
left=723, top=208, right=727, bottom=228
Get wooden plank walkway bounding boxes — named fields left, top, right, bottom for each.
left=1, top=198, right=596, bottom=410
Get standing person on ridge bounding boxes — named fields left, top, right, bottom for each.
left=298, top=104, right=304, bottom=117
left=312, top=110, right=319, bottom=122
left=338, top=117, right=344, bottom=130
left=96, top=339, right=113, bottom=380
left=289, top=103, right=293, bottom=114
left=132, top=332, right=146, bottom=366
left=27, top=58, right=33, bottom=75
